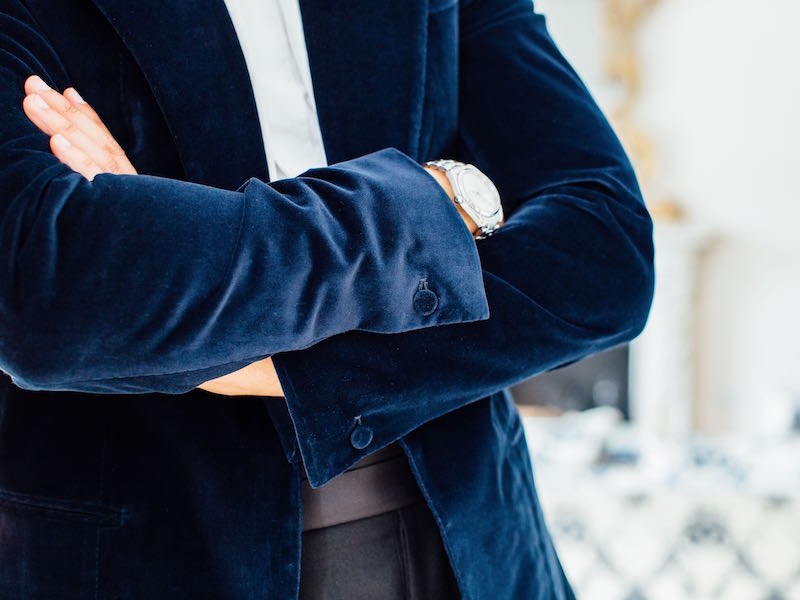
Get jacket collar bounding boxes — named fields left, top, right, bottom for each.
left=88, top=0, right=429, bottom=189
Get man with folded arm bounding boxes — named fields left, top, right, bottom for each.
left=0, top=1, right=654, bottom=598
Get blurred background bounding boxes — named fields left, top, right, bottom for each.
left=511, top=0, right=800, bottom=597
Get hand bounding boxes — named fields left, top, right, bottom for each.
left=197, top=356, right=284, bottom=398
left=423, top=165, right=480, bottom=236
left=22, top=75, right=137, bottom=180
left=21, top=74, right=282, bottom=397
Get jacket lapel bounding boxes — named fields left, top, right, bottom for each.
left=88, top=0, right=268, bottom=188
left=88, top=0, right=429, bottom=187
left=298, top=0, right=429, bottom=164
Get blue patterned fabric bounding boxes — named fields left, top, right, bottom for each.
left=0, top=1, right=654, bottom=598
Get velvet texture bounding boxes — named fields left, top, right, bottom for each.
left=0, top=1, right=654, bottom=599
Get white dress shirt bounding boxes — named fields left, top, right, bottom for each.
left=223, top=0, right=328, bottom=181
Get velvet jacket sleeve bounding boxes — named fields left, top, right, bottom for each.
left=0, top=3, right=489, bottom=392
left=269, top=0, right=656, bottom=487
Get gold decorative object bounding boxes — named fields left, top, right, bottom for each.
left=604, top=0, right=682, bottom=220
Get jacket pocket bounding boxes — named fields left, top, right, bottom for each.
left=0, top=487, right=122, bottom=527
left=0, top=488, right=118, bottom=599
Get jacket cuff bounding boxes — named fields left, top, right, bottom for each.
left=263, top=397, right=302, bottom=464
left=269, top=352, right=410, bottom=486
left=268, top=150, right=490, bottom=478
left=318, top=147, right=490, bottom=335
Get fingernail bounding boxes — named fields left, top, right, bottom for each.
left=66, top=88, right=86, bottom=104
left=52, top=134, right=71, bottom=149
left=29, top=76, right=50, bottom=92
left=31, top=94, right=49, bottom=110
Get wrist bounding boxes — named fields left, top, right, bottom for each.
left=422, top=165, right=478, bottom=235
left=423, top=164, right=454, bottom=200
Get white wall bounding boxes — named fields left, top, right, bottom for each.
left=536, top=0, right=800, bottom=433
left=637, top=0, right=800, bottom=250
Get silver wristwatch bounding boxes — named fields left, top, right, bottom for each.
left=424, top=159, right=503, bottom=239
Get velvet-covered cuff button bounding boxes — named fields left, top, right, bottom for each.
left=349, top=416, right=373, bottom=450
left=413, top=278, right=439, bottom=316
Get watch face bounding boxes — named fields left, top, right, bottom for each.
left=459, top=167, right=500, bottom=217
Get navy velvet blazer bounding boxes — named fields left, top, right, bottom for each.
left=0, top=0, right=654, bottom=598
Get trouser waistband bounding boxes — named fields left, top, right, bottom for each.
left=300, top=442, right=423, bottom=532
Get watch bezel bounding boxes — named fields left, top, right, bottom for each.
left=453, top=165, right=502, bottom=219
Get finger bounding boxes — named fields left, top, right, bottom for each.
left=22, top=92, right=122, bottom=173
left=50, top=134, right=102, bottom=181
left=24, top=76, right=137, bottom=175
left=63, top=88, right=119, bottom=144
left=63, top=87, right=131, bottom=160
left=25, top=77, right=103, bottom=140
left=24, top=76, right=131, bottom=173
left=63, top=87, right=137, bottom=174
left=23, top=91, right=129, bottom=175
left=21, top=92, right=58, bottom=137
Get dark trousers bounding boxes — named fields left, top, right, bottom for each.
left=299, top=499, right=461, bottom=599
